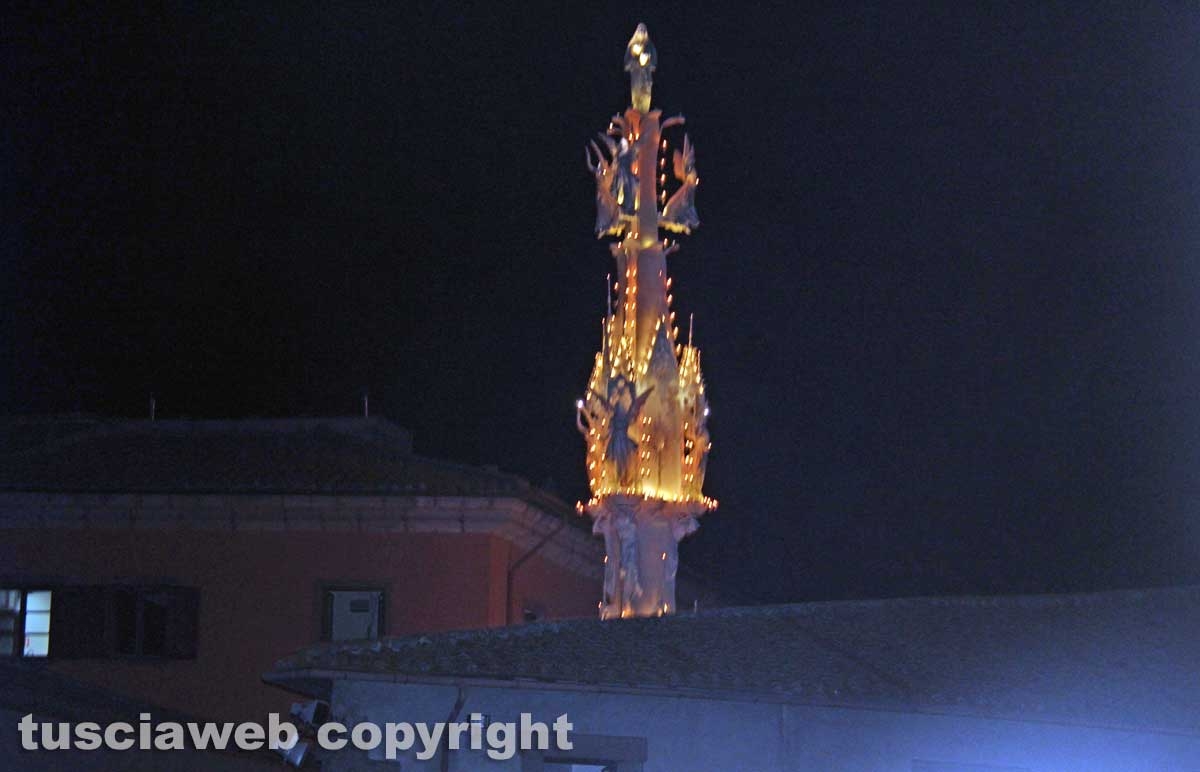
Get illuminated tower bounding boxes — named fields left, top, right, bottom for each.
left=577, top=24, right=716, bottom=619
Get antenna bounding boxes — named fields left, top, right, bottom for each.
left=362, top=391, right=370, bottom=418
left=149, top=394, right=156, bottom=421
left=688, top=313, right=694, bottom=347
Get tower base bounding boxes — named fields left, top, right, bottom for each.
left=587, top=495, right=702, bottom=619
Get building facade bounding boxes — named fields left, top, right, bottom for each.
left=0, top=416, right=719, bottom=723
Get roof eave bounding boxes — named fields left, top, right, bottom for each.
left=261, top=667, right=1200, bottom=739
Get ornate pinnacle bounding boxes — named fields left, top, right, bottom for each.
left=579, top=25, right=715, bottom=621
left=624, top=23, right=657, bottom=113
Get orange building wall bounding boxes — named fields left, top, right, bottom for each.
left=1, top=527, right=597, bottom=722
left=506, top=544, right=602, bottom=623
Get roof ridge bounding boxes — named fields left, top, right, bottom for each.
left=684, top=583, right=1200, bottom=616
left=0, top=417, right=131, bottom=460
left=303, top=583, right=1200, bottom=653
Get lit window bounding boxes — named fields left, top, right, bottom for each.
left=322, top=588, right=384, bottom=642
left=0, top=585, right=197, bottom=660
left=0, top=589, right=52, bottom=658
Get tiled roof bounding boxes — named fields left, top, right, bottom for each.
left=0, top=415, right=725, bottom=595
left=0, top=659, right=196, bottom=725
left=0, top=661, right=279, bottom=765
left=0, top=416, right=537, bottom=498
left=269, top=585, right=1200, bottom=732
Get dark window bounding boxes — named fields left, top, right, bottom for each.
left=108, top=586, right=198, bottom=659
left=527, top=733, right=646, bottom=772
left=2, top=585, right=198, bottom=660
left=114, top=587, right=139, bottom=655
left=50, top=586, right=109, bottom=658
left=141, top=590, right=169, bottom=656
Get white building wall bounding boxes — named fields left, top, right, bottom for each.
left=324, top=680, right=1200, bottom=772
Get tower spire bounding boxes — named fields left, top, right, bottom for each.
left=576, top=25, right=716, bottom=620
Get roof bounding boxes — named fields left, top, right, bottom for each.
left=0, top=415, right=540, bottom=499
left=0, top=659, right=197, bottom=725
left=267, top=585, right=1200, bottom=733
left=0, top=660, right=278, bottom=765
left=0, top=415, right=728, bottom=600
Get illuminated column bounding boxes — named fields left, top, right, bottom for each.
left=577, top=24, right=715, bottom=619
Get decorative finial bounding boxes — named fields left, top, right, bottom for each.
left=624, top=23, right=657, bottom=113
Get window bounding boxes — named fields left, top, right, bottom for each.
left=0, top=585, right=197, bottom=660
left=321, top=588, right=384, bottom=642
left=0, top=589, right=52, bottom=657
left=913, top=763, right=1031, bottom=772
left=524, top=733, right=646, bottom=772
left=112, top=586, right=197, bottom=658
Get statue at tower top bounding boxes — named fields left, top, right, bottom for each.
left=624, top=23, right=657, bottom=113
left=576, top=24, right=716, bottom=620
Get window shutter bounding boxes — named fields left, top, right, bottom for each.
left=164, top=587, right=199, bottom=659
left=321, top=590, right=334, bottom=641
left=48, top=587, right=109, bottom=658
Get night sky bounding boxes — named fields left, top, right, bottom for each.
left=5, top=3, right=1200, bottom=603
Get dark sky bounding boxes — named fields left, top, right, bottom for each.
left=4, top=2, right=1200, bottom=603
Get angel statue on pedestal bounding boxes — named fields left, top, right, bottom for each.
left=606, top=376, right=652, bottom=488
